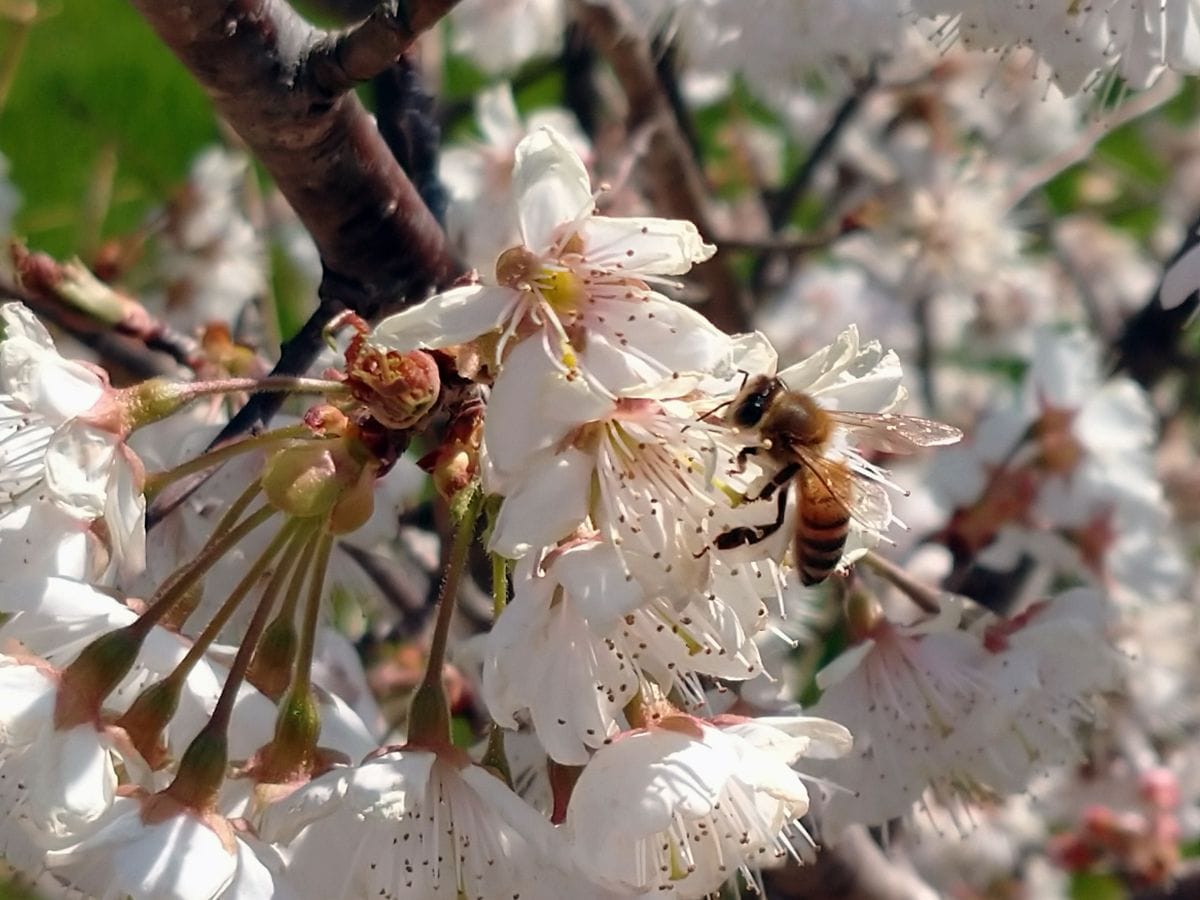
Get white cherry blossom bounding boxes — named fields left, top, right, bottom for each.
left=259, top=746, right=582, bottom=900
left=808, top=591, right=1123, bottom=835
left=805, top=600, right=1012, bottom=834
left=374, top=126, right=726, bottom=400
left=913, top=0, right=1200, bottom=93
left=44, top=793, right=296, bottom=900
left=0, top=302, right=146, bottom=579
left=564, top=713, right=852, bottom=897
left=483, top=540, right=769, bottom=764
left=956, top=588, right=1123, bottom=793
left=449, top=0, right=565, bottom=75
left=0, top=577, right=288, bottom=860
left=440, top=83, right=591, bottom=273
left=484, top=336, right=752, bottom=585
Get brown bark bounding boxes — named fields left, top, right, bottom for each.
left=128, top=0, right=466, bottom=519
left=127, top=0, right=460, bottom=321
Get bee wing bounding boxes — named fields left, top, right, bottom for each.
left=828, top=411, right=963, bottom=454
left=848, top=471, right=894, bottom=533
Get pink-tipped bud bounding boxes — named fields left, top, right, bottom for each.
left=1140, top=768, right=1180, bottom=812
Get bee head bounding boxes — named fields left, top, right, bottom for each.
left=728, top=374, right=780, bottom=429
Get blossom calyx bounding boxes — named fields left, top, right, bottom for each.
left=417, top=395, right=484, bottom=504
left=343, top=329, right=441, bottom=430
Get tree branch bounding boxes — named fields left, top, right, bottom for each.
left=128, top=0, right=458, bottom=324
left=307, top=0, right=461, bottom=94
left=573, top=0, right=751, bottom=333
left=373, top=54, right=447, bottom=225
left=766, top=74, right=874, bottom=232
left=130, top=0, right=466, bottom=493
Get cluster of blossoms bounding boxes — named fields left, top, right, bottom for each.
left=3, top=0, right=1200, bottom=896
left=451, top=0, right=1200, bottom=99
left=0, top=121, right=1146, bottom=899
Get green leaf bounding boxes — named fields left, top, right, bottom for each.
left=0, top=0, right=217, bottom=257
left=1069, top=872, right=1127, bottom=900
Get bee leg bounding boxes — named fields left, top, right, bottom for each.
left=733, top=446, right=759, bottom=474
left=707, top=482, right=792, bottom=554
left=751, top=462, right=800, bottom=503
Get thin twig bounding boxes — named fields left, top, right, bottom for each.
left=10, top=243, right=202, bottom=371
left=1005, top=72, right=1181, bottom=208
left=750, top=74, right=875, bottom=296
left=0, top=272, right=180, bottom=380
left=650, top=37, right=703, bottom=167
left=717, top=231, right=844, bottom=256
left=765, top=825, right=938, bottom=900
left=860, top=551, right=942, bottom=616
left=766, top=73, right=875, bottom=232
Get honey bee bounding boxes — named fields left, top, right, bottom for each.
left=713, top=374, right=962, bottom=585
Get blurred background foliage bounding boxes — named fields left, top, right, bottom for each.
left=1, top=0, right=216, bottom=258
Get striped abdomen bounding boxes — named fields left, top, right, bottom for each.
left=795, top=463, right=851, bottom=586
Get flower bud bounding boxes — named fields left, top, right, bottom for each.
left=248, top=616, right=298, bottom=700
left=117, top=678, right=184, bottom=770
left=843, top=583, right=883, bottom=642
left=327, top=462, right=377, bottom=535
left=260, top=442, right=342, bottom=520
left=166, top=723, right=229, bottom=812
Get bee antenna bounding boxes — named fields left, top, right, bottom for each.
left=696, top=398, right=734, bottom=422
left=736, top=369, right=751, bottom=390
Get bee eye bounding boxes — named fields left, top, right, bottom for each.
left=734, top=394, right=767, bottom=427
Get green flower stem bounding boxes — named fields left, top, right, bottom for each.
left=180, top=374, right=350, bottom=401
left=248, top=523, right=320, bottom=698
left=143, top=425, right=314, bottom=499
left=289, top=528, right=335, bottom=698
left=491, top=552, right=508, bottom=620
left=133, top=504, right=277, bottom=638
left=207, top=521, right=319, bottom=732
left=410, top=491, right=481, bottom=746
left=175, top=517, right=306, bottom=671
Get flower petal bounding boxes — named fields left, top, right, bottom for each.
left=43, top=423, right=117, bottom=518
left=372, top=284, right=518, bottom=352
left=553, top=541, right=645, bottom=630
left=484, top=336, right=612, bottom=481
left=578, top=215, right=715, bottom=275
left=513, top=127, right=594, bottom=252
left=489, top=448, right=592, bottom=558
